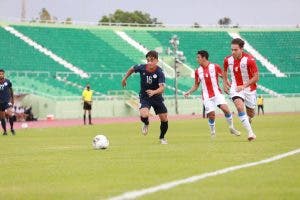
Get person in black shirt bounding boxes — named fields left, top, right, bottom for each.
left=0, top=69, right=15, bottom=135
left=122, top=51, right=168, bottom=144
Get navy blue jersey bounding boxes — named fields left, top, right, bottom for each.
left=133, top=64, right=165, bottom=100
left=0, top=79, right=12, bottom=103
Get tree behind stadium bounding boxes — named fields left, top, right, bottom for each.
left=99, top=9, right=162, bottom=25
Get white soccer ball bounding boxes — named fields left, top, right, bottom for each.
left=21, top=122, right=28, bottom=129
left=92, top=134, right=109, bottom=149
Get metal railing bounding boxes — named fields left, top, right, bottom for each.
left=8, top=71, right=300, bottom=100
left=7, top=70, right=51, bottom=77
left=1, top=17, right=299, bottom=29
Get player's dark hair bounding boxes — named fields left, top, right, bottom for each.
left=146, top=50, right=158, bottom=59
left=0, top=69, right=5, bottom=73
left=231, top=38, right=245, bottom=48
left=197, top=50, right=209, bottom=59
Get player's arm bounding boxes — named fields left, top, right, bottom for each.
left=146, top=83, right=164, bottom=97
left=146, top=70, right=165, bottom=97
left=245, top=72, right=259, bottom=88
left=223, top=59, right=231, bottom=94
left=185, top=69, right=200, bottom=98
left=216, top=64, right=223, bottom=78
left=236, top=72, right=259, bottom=92
left=184, top=82, right=199, bottom=98
left=9, top=87, right=14, bottom=105
left=121, top=67, right=135, bottom=88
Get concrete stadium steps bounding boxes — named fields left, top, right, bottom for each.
left=125, top=30, right=163, bottom=51
left=259, top=76, right=300, bottom=94
left=10, top=75, right=79, bottom=96
left=12, top=25, right=136, bottom=72
left=240, top=31, right=300, bottom=94
left=2, top=24, right=299, bottom=96
left=240, top=31, right=300, bottom=73
left=0, top=26, right=67, bottom=72
left=143, top=31, right=232, bottom=67
left=89, top=29, right=144, bottom=64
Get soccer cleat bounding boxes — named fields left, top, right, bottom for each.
left=248, top=133, right=256, bottom=141
left=160, top=138, right=168, bottom=145
left=229, top=127, right=241, bottom=136
left=141, top=124, right=148, bottom=135
left=11, top=129, right=15, bottom=135
left=3, top=132, right=7, bottom=136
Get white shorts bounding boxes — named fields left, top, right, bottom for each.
left=230, top=88, right=257, bottom=109
left=203, top=94, right=227, bottom=114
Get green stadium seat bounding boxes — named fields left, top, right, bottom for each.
left=1, top=25, right=298, bottom=96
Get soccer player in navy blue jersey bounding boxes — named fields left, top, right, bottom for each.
left=122, top=51, right=168, bottom=144
left=0, top=69, right=15, bottom=135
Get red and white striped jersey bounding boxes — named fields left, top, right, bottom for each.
left=195, top=63, right=223, bottom=100
left=223, top=52, right=258, bottom=91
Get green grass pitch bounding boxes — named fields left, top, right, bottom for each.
left=0, top=114, right=299, bottom=200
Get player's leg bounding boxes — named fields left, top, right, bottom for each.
left=88, top=105, right=92, bottom=125
left=218, top=104, right=232, bottom=126
left=232, top=97, right=256, bottom=141
left=245, top=91, right=257, bottom=123
left=215, top=94, right=240, bottom=136
left=218, top=104, right=240, bottom=136
left=260, top=105, right=263, bottom=115
left=246, top=106, right=255, bottom=123
left=206, top=111, right=216, bottom=137
left=153, top=100, right=168, bottom=144
left=140, top=108, right=150, bottom=135
left=204, top=99, right=216, bottom=137
left=6, top=106, right=15, bottom=135
left=257, top=105, right=260, bottom=116
left=0, top=103, right=7, bottom=135
left=0, top=114, right=7, bottom=135
left=139, top=98, right=151, bottom=135
left=158, top=113, right=168, bottom=144
left=83, top=109, right=87, bottom=125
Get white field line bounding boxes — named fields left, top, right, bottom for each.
left=108, top=148, right=300, bottom=200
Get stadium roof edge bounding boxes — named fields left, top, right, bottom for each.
left=1, top=21, right=300, bottom=32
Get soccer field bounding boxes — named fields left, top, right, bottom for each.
left=0, top=114, right=299, bottom=200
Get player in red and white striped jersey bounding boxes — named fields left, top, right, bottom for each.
left=223, top=38, right=259, bottom=141
left=185, top=50, right=240, bottom=137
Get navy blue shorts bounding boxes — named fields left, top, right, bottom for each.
left=0, top=102, right=11, bottom=112
left=140, top=98, right=168, bottom=115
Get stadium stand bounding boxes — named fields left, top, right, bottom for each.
left=241, top=31, right=300, bottom=94
left=1, top=24, right=299, bottom=97
left=8, top=73, right=78, bottom=96
left=12, top=25, right=136, bottom=72
left=240, top=31, right=300, bottom=73
left=0, top=26, right=66, bottom=72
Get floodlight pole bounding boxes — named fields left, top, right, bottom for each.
left=174, top=57, right=179, bottom=114
left=21, top=0, right=26, bottom=22
left=170, top=35, right=179, bottom=115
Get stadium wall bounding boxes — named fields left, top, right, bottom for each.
left=21, top=95, right=300, bottom=120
